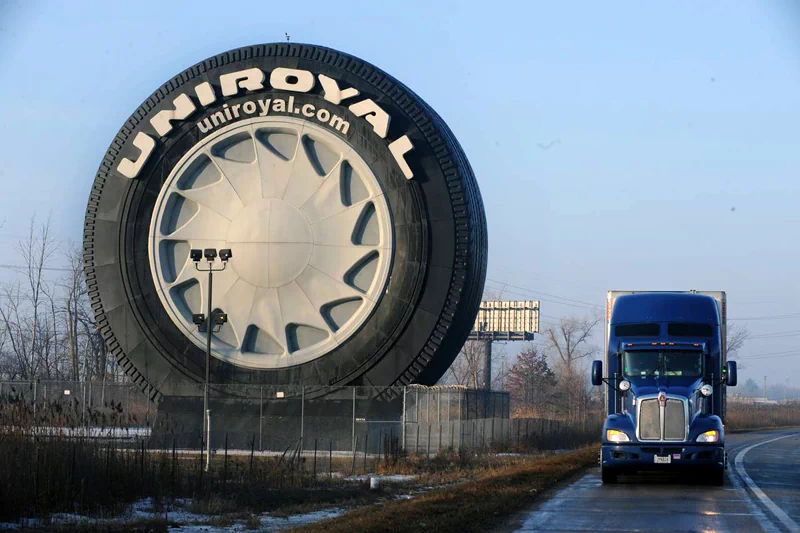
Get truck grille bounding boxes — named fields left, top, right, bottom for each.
left=638, top=397, right=687, bottom=441
left=639, top=399, right=660, bottom=440
left=664, top=400, right=685, bottom=440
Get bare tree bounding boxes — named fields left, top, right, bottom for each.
left=440, top=287, right=509, bottom=387
left=727, top=323, right=749, bottom=358
left=0, top=281, right=30, bottom=378
left=62, top=245, right=84, bottom=381
left=16, top=216, right=58, bottom=376
left=544, top=314, right=602, bottom=372
left=0, top=219, right=117, bottom=382
left=444, top=340, right=485, bottom=387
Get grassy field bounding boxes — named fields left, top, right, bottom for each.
left=726, top=402, right=800, bottom=431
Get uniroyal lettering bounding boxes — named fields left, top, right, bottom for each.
left=117, top=67, right=415, bottom=180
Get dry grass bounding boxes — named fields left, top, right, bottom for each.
left=290, top=446, right=598, bottom=533
left=727, top=403, right=800, bottom=431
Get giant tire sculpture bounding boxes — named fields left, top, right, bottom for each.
left=84, top=43, right=487, bottom=401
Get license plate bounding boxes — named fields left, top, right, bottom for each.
left=654, top=455, right=671, bottom=464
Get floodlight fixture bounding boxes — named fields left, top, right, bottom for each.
left=192, top=313, right=206, bottom=325
left=190, top=249, right=203, bottom=262
left=204, top=248, right=218, bottom=261
left=219, top=249, right=233, bottom=261
left=214, top=313, right=228, bottom=326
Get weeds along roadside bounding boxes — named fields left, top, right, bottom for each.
left=0, top=388, right=594, bottom=524
left=292, top=446, right=599, bottom=533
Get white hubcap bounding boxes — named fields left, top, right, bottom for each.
left=149, top=117, right=393, bottom=369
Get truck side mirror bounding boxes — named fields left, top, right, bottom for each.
left=726, top=361, right=737, bottom=387
left=591, top=360, right=603, bottom=386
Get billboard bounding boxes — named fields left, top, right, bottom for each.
left=471, top=300, right=540, bottom=341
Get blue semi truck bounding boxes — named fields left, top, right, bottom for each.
left=591, top=290, right=738, bottom=485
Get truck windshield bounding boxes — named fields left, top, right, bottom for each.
left=623, top=350, right=703, bottom=378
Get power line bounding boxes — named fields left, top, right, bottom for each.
left=0, top=233, right=70, bottom=243
left=0, top=264, right=72, bottom=273
left=741, top=349, right=800, bottom=360
left=489, top=270, right=607, bottom=293
left=749, top=330, right=800, bottom=339
left=729, top=313, right=800, bottom=321
left=741, top=353, right=800, bottom=360
left=484, top=279, right=600, bottom=310
left=486, top=278, right=599, bottom=307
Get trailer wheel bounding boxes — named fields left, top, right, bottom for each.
left=83, top=43, right=487, bottom=400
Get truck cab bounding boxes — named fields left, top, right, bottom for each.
left=591, top=291, right=737, bottom=484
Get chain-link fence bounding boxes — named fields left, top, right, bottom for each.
left=0, top=380, right=154, bottom=434
left=0, top=380, right=604, bottom=454
left=150, top=384, right=512, bottom=455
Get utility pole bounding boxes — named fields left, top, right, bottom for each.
left=483, top=340, right=492, bottom=390
left=764, top=375, right=767, bottom=401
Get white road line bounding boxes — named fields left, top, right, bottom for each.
left=734, top=433, right=800, bottom=533
left=727, top=457, right=781, bottom=533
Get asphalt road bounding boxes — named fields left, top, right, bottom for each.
left=505, top=428, right=800, bottom=533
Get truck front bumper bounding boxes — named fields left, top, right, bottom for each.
left=602, top=444, right=725, bottom=472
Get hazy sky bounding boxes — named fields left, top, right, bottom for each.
left=0, top=0, right=798, bottom=386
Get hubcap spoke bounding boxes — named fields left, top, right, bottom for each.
left=247, top=287, right=288, bottom=355
left=176, top=167, right=245, bottom=221
left=296, top=266, right=364, bottom=310
left=312, top=201, right=375, bottom=247
left=278, top=281, right=333, bottom=336
left=216, top=278, right=258, bottom=349
left=254, top=124, right=299, bottom=200
left=161, top=205, right=231, bottom=241
left=308, top=245, right=380, bottom=295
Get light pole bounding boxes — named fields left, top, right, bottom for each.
left=190, top=248, right=232, bottom=471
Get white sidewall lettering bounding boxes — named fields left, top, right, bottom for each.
left=122, top=69, right=415, bottom=180
left=389, top=135, right=415, bottom=179
left=117, top=132, right=156, bottom=179
left=194, top=81, right=216, bottom=106
left=348, top=99, right=390, bottom=138
left=318, top=74, right=360, bottom=105
left=220, top=68, right=266, bottom=96
left=243, top=101, right=257, bottom=114
left=150, top=93, right=197, bottom=137
left=270, top=67, right=315, bottom=93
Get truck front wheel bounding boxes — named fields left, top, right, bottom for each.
left=711, top=467, right=725, bottom=486
left=601, top=466, right=618, bottom=484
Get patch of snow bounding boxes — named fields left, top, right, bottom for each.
left=0, top=500, right=344, bottom=532
left=128, top=498, right=205, bottom=523
left=344, top=473, right=417, bottom=482
left=259, top=508, right=345, bottom=531
left=164, top=508, right=345, bottom=532
left=10, top=426, right=151, bottom=439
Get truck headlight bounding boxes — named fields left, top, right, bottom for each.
left=619, top=380, right=631, bottom=391
left=606, top=429, right=630, bottom=443
left=700, top=384, right=713, bottom=397
left=696, top=430, right=719, bottom=443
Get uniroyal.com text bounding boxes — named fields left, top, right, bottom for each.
left=197, top=95, right=349, bottom=135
